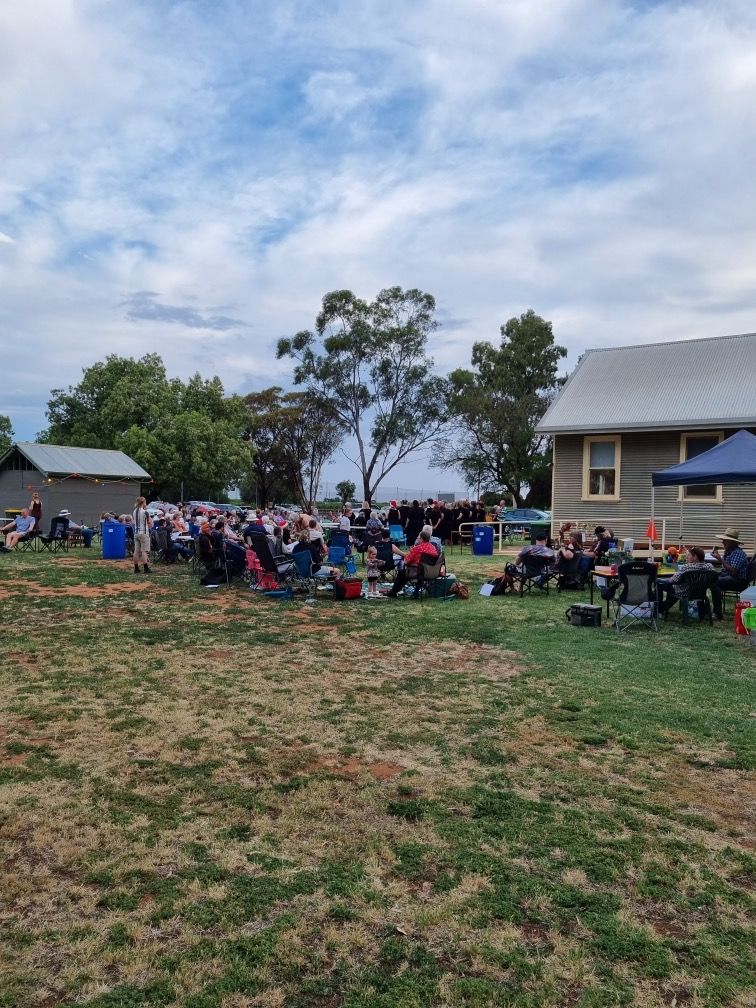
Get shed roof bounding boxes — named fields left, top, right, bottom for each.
left=537, top=332, right=756, bottom=434
left=5, top=443, right=150, bottom=479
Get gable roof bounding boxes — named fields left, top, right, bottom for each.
left=4, top=443, right=150, bottom=479
left=537, top=333, right=756, bottom=434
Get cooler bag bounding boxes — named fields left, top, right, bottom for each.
left=565, top=603, right=602, bottom=627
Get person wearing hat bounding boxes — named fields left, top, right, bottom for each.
left=710, top=528, right=750, bottom=619
left=59, top=510, right=95, bottom=547
left=387, top=500, right=401, bottom=526
left=583, top=525, right=615, bottom=563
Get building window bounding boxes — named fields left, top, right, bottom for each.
left=680, top=431, right=723, bottom=502
left=582, top=436, right=621, bottom=500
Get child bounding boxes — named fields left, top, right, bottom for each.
left=365, top=545, right=384, bottom=597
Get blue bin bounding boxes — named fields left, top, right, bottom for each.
left=472, top=524, right=494, bottom=555
left=102, top=520, right=126, bottom=560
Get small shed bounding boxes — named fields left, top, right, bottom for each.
left=0, top=443, right=151, bottom=529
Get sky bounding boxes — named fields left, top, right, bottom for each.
left=1, top=0, right=756, bottom=497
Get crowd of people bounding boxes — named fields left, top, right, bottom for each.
left=492, top=522, right=750, bottom=620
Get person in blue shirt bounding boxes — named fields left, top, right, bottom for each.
left=0, top=509, right=36, bottom=550
left=710, top=527, right=750, bottom=619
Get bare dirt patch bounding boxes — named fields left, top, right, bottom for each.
left=0, top=579, right=171, bottom=600
left=301, top=755, right=406, bottom=780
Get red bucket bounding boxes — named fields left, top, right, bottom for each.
left=734, top=601, right=751, bottom=636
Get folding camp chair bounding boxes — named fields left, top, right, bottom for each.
left=389, top=524, right=407, bottom=547
left=291, top=549, right=319, bottom=598
left=248, top=534, right=294, bottom=588
left=720, top=553, right=756, bottom=615
left=17, top=529, right=41, bottom=552
left=39, top=516, right=70, bottom=553
left=327, top=544, right=357, bottom=576
left=376, top=542, right=399, bottom=582
left=405, top=554, right=447, bottom=600
left=661, top=568, right=720, bottom=625
left=510, top=555, right=556, bottom=596
left=611, top=561, right=659, bottom=632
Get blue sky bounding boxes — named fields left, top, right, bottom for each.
left=1, top=0, right=756, bottom=494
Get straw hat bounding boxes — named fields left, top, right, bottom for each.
left=716, top=527, right=742, bottom=544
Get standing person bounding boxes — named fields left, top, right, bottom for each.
left=435, top=502, right=455, bottom=545
left=132, top=496, right=152, bottom=574
left=29, top=491, right=43, bottom=530
left=405, top=499, right=425, bottom=545
left=398, top=499, right=410, bottom=532
left=365, top=545, right=384, bottom=597
left=387, top=500, right=401, bottom=527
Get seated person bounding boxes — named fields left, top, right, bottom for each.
left=377, top=529, right=404, bottom=571
left=388, top=530, right=440, bottom=597
left=365, top=510, right=384, bottom=535
left=0, top=509, right=36, bottom=550
left=658, top=546, right=714, bottom=616
left=554, top=533, right=583, bottom=586
left=710, top=528, right=750, bottom=619
left=416, top=523, right=443, bottom=554
left=583, top=526, right=615, bottom=564
left=502, top=531, right=555, bottom=590
left=59, top=510, right=95, bottom=546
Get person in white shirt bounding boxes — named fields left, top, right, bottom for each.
left=132, top=497, right=152, bottom=574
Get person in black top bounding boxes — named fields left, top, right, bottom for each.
left=398, top=499, right=410, bottom=531
left=424, top=497, right=436, bottom=522
left=387, top=500, right=402, bottom=527
left=435, top=502, right=455, bottom=544
left=405, top=500, right=425, bottom=544
left=473, top=501, right=487, bottom=523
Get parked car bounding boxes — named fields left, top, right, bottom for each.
left=495, top=507, right=551, bottom=531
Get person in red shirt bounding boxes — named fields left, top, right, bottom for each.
left=387, top=530, right=439, bottom=597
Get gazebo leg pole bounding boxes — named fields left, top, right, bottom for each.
left=650, top=485, right=655, bottom=560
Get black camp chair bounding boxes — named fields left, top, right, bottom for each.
left=662, top=568, right=720, bottom=625
left=39, top=516, right=70, bottom=553
left=510, top=555, right=556, bottom=596
left=610, top=561, right=659, bottom=632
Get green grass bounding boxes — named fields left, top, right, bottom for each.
left=0, top=547, right=753, bottom=1008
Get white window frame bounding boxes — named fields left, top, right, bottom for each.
left=582, top=435, right=621, bottom=501
left=679, top=431, right=724, bottom=503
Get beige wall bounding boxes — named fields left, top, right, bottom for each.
left=552, top=427, right=756, bottom=550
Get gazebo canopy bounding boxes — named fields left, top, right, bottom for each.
left=651, top=429, right=756, bottom=487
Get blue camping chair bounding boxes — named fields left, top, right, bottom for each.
left=389, top=524, right=407, bottom=547
left=327, top=544, right=357, bottom=576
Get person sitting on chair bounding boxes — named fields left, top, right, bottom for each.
left=710, top=528, right=750, bottom=619
left=658, top=546, right=714, bottom=617
left=0, top=509, right=36, bottom=551
left=377, top=529, right=404, bottom=571
left=387, top=530, right=439, bottom=597
left=58, top=510, right=96, bottom=547
left=502, top=531, right=555, bottom=591
left=584, top=526, right=615, bottom=563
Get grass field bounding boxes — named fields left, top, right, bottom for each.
left=1, top=547, right=754, bottom=1008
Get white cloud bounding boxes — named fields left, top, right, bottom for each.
left=1, top=0, right=756, bottom=490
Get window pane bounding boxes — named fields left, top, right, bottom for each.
left=685, top=436, right=718, bottom=460
left=590, top=468, right=615, bottom=495
left=590, top=441, right=615, bottom=467
left=685, top=483, right=717, bottom=498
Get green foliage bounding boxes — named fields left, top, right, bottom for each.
left=439, top=310, right=566, bottom=505
left=39, top=354, right=252, bottom=499
left=277, top=287, right=448, bottom=502
left=241, top=387, right=343, bottom=507
left=0, top=414, right=13, bottom=455
left=335, top=479, right=356, bottom=503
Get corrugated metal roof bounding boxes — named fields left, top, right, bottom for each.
left=14, top=443, right=151, bottom=479
left=537, top=333, right=756, bottom=434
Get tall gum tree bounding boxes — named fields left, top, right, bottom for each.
left=277, top=287, right=448, bottom=504
left=437, top=310, right=566, bottom=506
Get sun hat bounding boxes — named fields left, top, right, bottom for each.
left=716, top=527, right=742, bottom=544
left=390, top=499, right=398, bottom=507
left=58, top=509, right=71, bottom=516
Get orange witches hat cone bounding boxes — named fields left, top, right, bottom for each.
left=646, top=519, right=658, bottom=540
